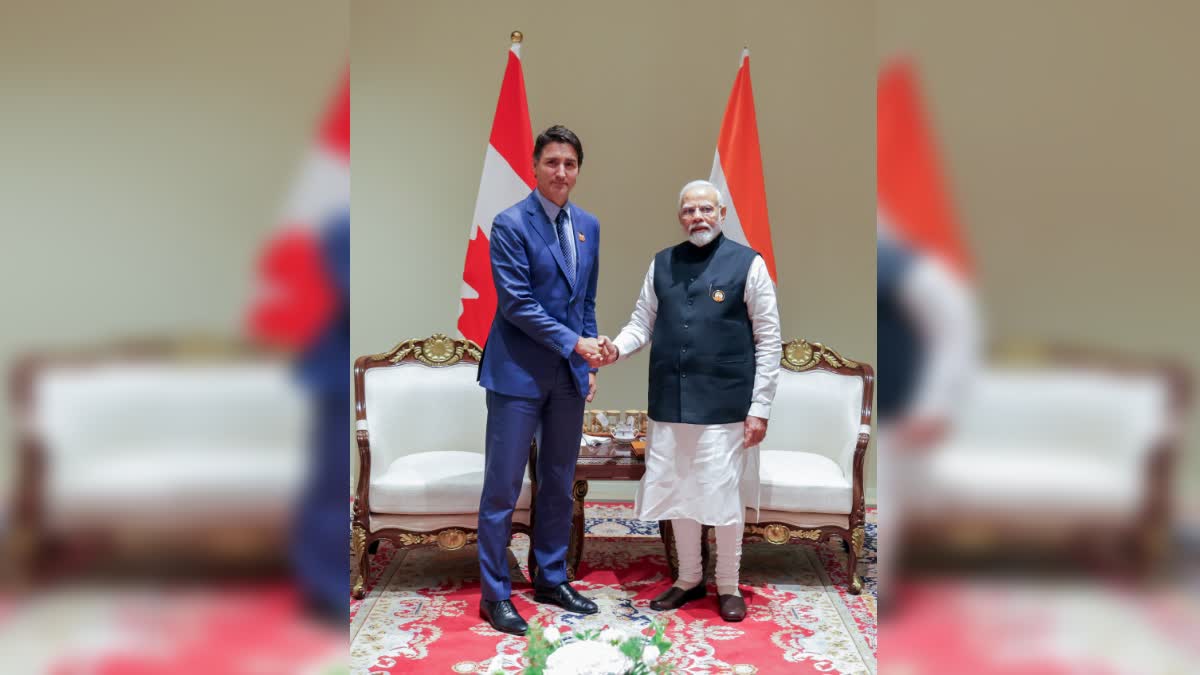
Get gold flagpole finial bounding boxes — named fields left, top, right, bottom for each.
left=511, top=31, right=523, bottom=43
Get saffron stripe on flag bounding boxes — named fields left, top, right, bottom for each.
left=711, top=49, right=778, bottom=282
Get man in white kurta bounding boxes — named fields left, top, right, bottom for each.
left=601, top=180, right=781, bottom=621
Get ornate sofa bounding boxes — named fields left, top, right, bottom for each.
left=660, top=338, right=874, bottom=594
left=9, top=338, right=310, bottom=575
left=351, top=334, right=536, bottom=599
left=902, top=345, right=1188, bottom=571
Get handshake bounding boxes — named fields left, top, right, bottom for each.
left=575, top=336, right=619, bottom=368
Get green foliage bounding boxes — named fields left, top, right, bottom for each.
left=512, top=619, right=676, bottom=675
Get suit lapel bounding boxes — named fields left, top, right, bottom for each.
left=526, top=193, right=575, bottom=290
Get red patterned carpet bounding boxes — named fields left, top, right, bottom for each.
left=350, top=502, right=877, bottom=674
left=4, top=583, right=344, bottom=674
left=879, top=580, right=1200, bottom=674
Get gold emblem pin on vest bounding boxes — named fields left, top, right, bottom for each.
left=712, top=289, right=725, bottom=302
left=578, top=232, right=586, bottom=242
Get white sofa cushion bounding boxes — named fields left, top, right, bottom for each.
left=29, top=360, right=310, bottom=530
left=951, top=369, right=1168, bottom=461
left=759, top=369, right=863, bottom=478
left=362, top=362, right=487, bottom=483
left=46, top=447, right=304, bottom=530
left=370, top=450, right=531, bottom=514
left=915, top=443, right=1144, bottom=520
left=758, top=450, right=852, bottom=515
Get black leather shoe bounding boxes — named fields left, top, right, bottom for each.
left=649, top=583, right=706, bottom=611
left=479, top=599, right=529, bottom=636
left=532, top=582, right=598, bottom=615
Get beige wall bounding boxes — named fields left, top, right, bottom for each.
left=352, top=0, right=878, bottom=498
left=0, top=3, right=348, bottom=489
left=877, top=1, right=1200, bottom=495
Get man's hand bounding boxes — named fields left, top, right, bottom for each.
left=744, top=415, right=768, bottom=448
left=577, top=336, right=619, bottom=368
left=587, top=372, right=597, bottom=402
left=596, top=336, right=619, bottom=366
left=892, top=416, right=947, bottom=455
left=575, top=337, right=603, bottom=366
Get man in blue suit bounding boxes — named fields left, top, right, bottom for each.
left=476, top=125, right=610, bottom=635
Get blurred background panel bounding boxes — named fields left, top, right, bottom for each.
left=0, top=1, right=348, bottom=671
left=877, top=1, right=1200, bottom=672
left=876, top=0, right=1198, bottom=491
left=0, top=0, right=345, bottom=455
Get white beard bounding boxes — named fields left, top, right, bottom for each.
left=688, top=225, right=720, bottom=247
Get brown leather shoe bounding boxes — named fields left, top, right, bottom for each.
left=718, top=594, right=746, bottom=622
left=649, top=583, right=706, bottom=611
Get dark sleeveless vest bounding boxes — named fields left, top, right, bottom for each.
left=648, top=233, right=759, bottom=424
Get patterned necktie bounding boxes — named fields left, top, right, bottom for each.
left=556, top=208, right=576, bottom=283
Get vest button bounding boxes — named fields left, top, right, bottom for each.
left=681, top=347, right=687, bottom=353
left=683, top=323, right=689, bottom=329
left=688, top=299, right=694, bottom=306
left=681, top=372, right=687, bottom=378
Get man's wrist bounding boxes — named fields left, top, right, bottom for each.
left=748, top=403, right=771, bottom=419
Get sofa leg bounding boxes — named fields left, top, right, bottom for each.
left=847, top=526, right=864, bottom=595
left=351, top=523, right=368, bottom=600
left=7, top=525, right=48, bottom=586
left=1133, top=522, right=1168, bottom=579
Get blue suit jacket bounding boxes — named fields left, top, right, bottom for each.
left=478, top=191, right=599, bottom=399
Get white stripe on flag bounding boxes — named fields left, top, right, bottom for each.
left=709, top=151, right=748, bottom=246
left=470, top=144, right=533, bottom=238
left=277, top=146, right=350, bottom=229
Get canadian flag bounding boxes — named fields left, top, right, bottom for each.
left=247, top=68, right=350, bottom=350
left=877, top=58, right=973, bottom=281
left=710, top=48, right=778, bottom=282
left=457, top=36, right=536, bottom=347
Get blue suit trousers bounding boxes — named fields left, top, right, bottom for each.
left=478, top=360, right=585, bottom=601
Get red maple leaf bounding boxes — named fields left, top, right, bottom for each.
left=246, top=227, right=336, bottom=352
left=458, top=228, right=496, bottom=347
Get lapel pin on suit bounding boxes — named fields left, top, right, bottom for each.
left=578, top=232, right=585, bottom=242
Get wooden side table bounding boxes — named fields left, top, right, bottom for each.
left=565, top=442, right=645, bottom=579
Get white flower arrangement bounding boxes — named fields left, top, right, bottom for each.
left=497, top=619, right=674, bottom=675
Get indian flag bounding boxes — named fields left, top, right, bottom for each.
left=710, top=48, right=778, bottom=282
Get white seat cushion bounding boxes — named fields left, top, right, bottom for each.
left=47, top=446, right=305, bottom=530
left=916, top=444, right=1143, bottom=519
left=758, top=450, right=852, bottom=515
left=370, top=450, right=532, bottom=514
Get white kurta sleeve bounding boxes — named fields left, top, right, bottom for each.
left=745, top=256, right=782, bottom=419
left=612, top=259, right=658, bottom=361
left=899, top=255, right=982, bottom=420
